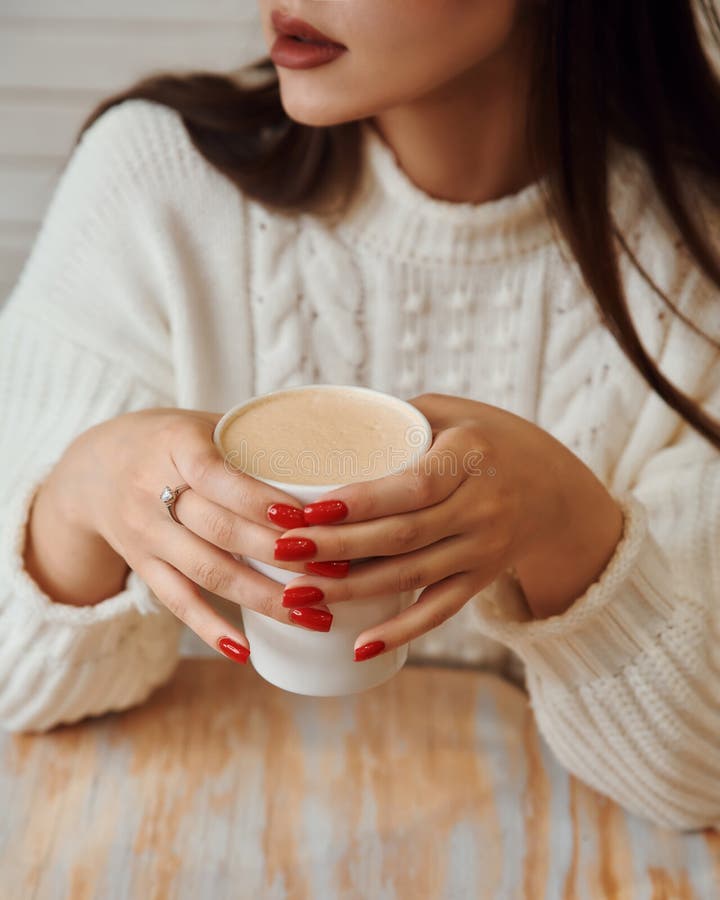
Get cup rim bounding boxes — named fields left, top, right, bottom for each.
left=213, top=383, right=433, bottom=492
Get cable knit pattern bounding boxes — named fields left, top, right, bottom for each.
left=249, top=210, right=313, bottom=393
left=248, top=210, right=367, bottom=392
left=0, top=99, right=718, bottom=831
left=299, top=216, right=368, bottom=386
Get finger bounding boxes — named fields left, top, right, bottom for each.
left=172, top=488, right=314, bottom=574
left=172, top=431, right=307, bottom=530
left=273, top=493, right=465, bottom=562
left=155, top=517, right=280, bottom=609
left=281, top=531, right=506, bottom=606
left=406, top=393, right=504, bottom=431
left=136, top=555, right=252, bottom=662
left=351, top=570, right=491, bottom=660
left=302, top=425, right=480, bottom=526
left=153, top=518, right=334, bottom=630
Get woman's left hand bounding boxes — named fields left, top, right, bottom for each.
left=274, top=392, right=623, bottom=660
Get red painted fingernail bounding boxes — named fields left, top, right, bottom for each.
left=217, top=636, right=251, bottom=664
left=304, top=560, right=350, bottom=578
left=303, top=500, right=349, bottom=525
left=274, top=536, right=317, bottom=560
left=354, top=641, right=386, bottom=662
left=289, top=607, right=333, bottom=632
left=282, top=585, right=325, bottom=608
left=267, top=503, right=307, bottom=529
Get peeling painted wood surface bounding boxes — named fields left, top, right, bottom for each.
left=1, top=660, right=718, bottom=899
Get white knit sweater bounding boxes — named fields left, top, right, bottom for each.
left=1, top=99, right=718, bottom=829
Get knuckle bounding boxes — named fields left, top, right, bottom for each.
left=360, top=489, right=379, bottom=520
left=332, top=579, right=353, bottom=603
left=488, top=520, right=515, bottom=559
left=423, top=604, right=454, bottom=632
left=478, top=485, right=514, bottom=527
left=396, top=564, right=427, bottom=593
left=331, top=528, right=349, bottom=558
left=205, top=509, right=236, bottom=547
left=186, top=451, right=217, bottom=486
left=228, top=478, right=255, bottom=516
left=389, top=521, right=422, bottom=551
left=193, top=558, right=233, bottom=595
left=155, top=415, right=185, bottom=444
left=409, top=471, right=434, bottom=507
left=163, top=593, right=189, bottom=622
left=258, top=592, right=283, bottom=619
left=482, top=493, right=506, bottom=521
left=471, top=495, right=496, bottom=526
left=456, top=421, right=491, bottom=455
left=459, top=419, right=484, bottom=440
left=410, top=392, right=440, bottom=405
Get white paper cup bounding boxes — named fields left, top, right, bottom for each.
left=212, top=384, right=433, bottom=697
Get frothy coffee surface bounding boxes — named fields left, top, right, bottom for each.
left=219, top=387, right=428, bottom=485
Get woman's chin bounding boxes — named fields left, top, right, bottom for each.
left=278, top=89, right=366, bottom=128
left=280, top=105, right=351, bottom=128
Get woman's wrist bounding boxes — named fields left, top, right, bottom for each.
left=512, top=479, right=625, bottom=620
left=23, top=467, right=130, bottom=608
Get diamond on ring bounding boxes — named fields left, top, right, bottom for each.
left=160, top=484, right=189, bottom=525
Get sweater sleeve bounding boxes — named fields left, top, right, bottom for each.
left=0, top=100, right=193, bottom=734
left=471, top=327, right=720, bottom=831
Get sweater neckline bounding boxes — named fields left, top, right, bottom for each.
left=334, top=119, right=555, bottom=266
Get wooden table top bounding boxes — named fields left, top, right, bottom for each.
left=1, top=660, right=718, bottom=899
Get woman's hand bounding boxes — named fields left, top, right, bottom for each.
left=275, top=393, right=624, bottom=660
left=40, top=407, right=337, bottom=660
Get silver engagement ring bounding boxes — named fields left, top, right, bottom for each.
left=160, top=484, right=190, bottom=524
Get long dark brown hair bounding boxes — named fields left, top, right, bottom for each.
left=75, top=0, right=720, bottom=450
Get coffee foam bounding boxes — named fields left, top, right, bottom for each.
left=219, top=387, right=428, bottom=485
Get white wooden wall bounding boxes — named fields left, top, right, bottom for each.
left=0, top=0, right=265, bottom=304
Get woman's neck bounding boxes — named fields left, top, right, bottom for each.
left=370, top=18, right=536, bottom=206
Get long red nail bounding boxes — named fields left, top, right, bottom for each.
left=282, top=585, right=325, bottom=608
left=289, top=607, right=333, bottom=632
left=274, top=536, right=317, bottom=560
left=267, top=503, right=307, bottom=529
left=304, top=560, right=350, bottom=578
left=354, top=641, right=385, bottom=662
left=303, top=500, right=349, bottom=525
left=217, top=636, right=251, bottom=664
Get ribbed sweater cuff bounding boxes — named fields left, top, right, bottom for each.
left=1, top=460, right=163, bottom=634
left=0, top=460, right=182, bottom=733
left=471, top=491, right=679, bottom=686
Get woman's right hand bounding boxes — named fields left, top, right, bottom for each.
left=39, top=407, right=331, bottom=660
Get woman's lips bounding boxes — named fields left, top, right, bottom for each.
left=270, top=10, right=345, bottom=47
left=270, top=9, right=348, bottom=70
left=270, top=37, right=347, bottom=69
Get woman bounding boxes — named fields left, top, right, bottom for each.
left=0, top=0, right=718, bottom=831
